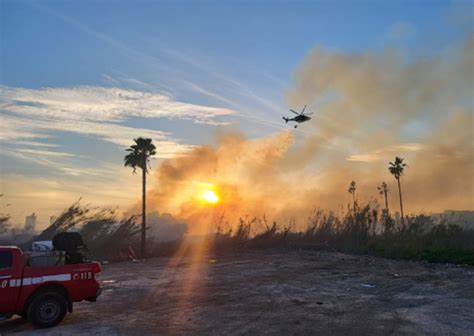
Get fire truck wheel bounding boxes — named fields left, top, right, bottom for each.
left=27, top=292, right=68, bottom=328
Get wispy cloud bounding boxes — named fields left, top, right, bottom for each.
left=181, top=80, right=288, bottom=131
left=2, top=144, right=139, bottom=179
left=0, top=113, right=193, bottom=159
left=0, top=85, right=234, bottom=159
left=31, top=2, right=281, bottom=132
left=16, top=148, right=74, bottom=157
left=1, top=147, right=78, bottom=175
left=15, top=140, right=58, bottom=148
left=347, top=143, right=425, bottom=162
left=0, top=85, right=233, bottom=123
left=160, top=46, right=283, bottom=114
left=101, top=73, right=175, bottom=95
left=101, top=74, right=120, bottom=85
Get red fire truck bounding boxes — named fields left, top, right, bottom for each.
left=0, top=245, right=101, bottom=328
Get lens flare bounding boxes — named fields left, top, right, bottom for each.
left=202, top=190, right=219, bottom=204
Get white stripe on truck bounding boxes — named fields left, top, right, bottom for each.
left=43, top=274, right=71, bottom=282
left=8, top=273, right=72, bottom=287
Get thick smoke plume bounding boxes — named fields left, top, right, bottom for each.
left=145, top=37, right=473, bottom=233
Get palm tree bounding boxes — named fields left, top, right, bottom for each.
left=377, top=182, right=389, bottom=217
left=389, top=157, right=407, bottom=226
left=377, top=182, right=389, bottom=230
left=124, top=137, right=156, bottom=258
left=347, top=180, right=357, bottom=216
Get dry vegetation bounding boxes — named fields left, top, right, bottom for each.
left=214, top=204, right=474, bottom=265
left=12, top=201, right=474, bottom=266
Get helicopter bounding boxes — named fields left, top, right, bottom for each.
left=283, top=105, right=313, bottom=128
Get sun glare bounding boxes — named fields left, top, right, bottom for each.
left=202, top=190, right=219, bottom=204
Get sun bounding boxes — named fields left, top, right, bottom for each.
left=202, top=190, right=220, bottom=204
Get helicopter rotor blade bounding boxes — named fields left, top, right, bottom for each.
left=300, top=105, right=307, bottom=114
left=289, top=109, right=299, bottom=115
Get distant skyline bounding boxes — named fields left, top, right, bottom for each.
left=1, top=0, right=473, bottom=227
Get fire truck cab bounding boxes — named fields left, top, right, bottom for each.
left=0, top=246, right=101, bottom=328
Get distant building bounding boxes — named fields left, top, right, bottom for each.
left=50, top=216, right=57, bottom=225
left=24, top=213, right=37, bottom=232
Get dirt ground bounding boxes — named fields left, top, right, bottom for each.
left=1, top=249, right=473, bottom=335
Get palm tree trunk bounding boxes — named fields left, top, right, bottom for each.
left=397, top=178, right=404, bottom=226
left=383, top=189, right=389, bottom=232
left=141, top=165, right=146, bottom=258
left=352, top=193, right=356, bottom=217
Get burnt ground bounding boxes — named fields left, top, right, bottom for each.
left=1, top=249, right=473, bottom=335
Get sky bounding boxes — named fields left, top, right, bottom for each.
left=0, top=0, right=473, bottom=229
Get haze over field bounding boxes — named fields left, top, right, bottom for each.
left=128, top=36, right=474, bottom=233
left=0, top=1, right=472, bottom=230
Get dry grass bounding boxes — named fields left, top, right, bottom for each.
left=8, top=201, right=474, bottom=265
left=213, top=205, right=474, bottom=265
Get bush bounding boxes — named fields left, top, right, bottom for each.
left=212, top=204, right=474, bottom=265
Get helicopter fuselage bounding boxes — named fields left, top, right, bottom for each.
left=283, top=114, right=311, bottom=123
